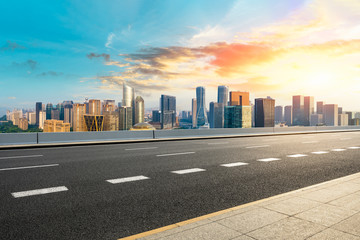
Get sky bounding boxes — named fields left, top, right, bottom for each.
left=1, top=0, right=360, bottom=114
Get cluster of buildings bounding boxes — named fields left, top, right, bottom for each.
left=5, top=84, right=360, bottom=133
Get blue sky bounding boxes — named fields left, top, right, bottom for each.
left=3, top=0, right=360, bottom=115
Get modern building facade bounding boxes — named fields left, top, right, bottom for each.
left=317, top=101, right=324, bottom=114
left=209, top=102, right=224, bottom=128
left=324, top=104, right=338, bottom=126
left=338, top=113, right=349, bottom=126
left=304, top=96, right=314, bottom=126
left=160, top=95, right=176, bottom=129
left=135, top=96, right=145, bottom=124
left=46, top=103, right=53, bottom=120
left=191, top=98, right=197, bottom=128
left=44, top=120, right=70, bottom=132
left=275, top=106, right=283, bottom=123
left=119, top=106, right=133, bottom=130
left=292, top=95, right=304, bottom=126
left=35, top=102, right=42, bottom=126
left=224, top=105, right=252, bottom=128
left=103, top=111, right=119, bottom=131
left=229, top=91, right=250, bottom=106
left=196, top=86, right=208, bottom=127
left=152, top=110, right=161, bottom=123
left=310, top=114, right=323, bottom=126
left=217, top=85, right=229, bottom=106
left=284, top=105, right=292, bottom=126
left=89, top=99, right=101, bottom=115
left=72, top=103, right=86, bottom=132
left=254, top=98, right=275, bottom=127
left=84, top=115, right=104, bottom=131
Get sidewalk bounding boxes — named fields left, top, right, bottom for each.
left=122, top=172, right=360, bottom=240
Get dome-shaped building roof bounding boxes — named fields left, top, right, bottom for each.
left=130, top=122, right=155, bottom=131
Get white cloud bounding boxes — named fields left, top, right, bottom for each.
left=105, top=32, right=115, bottom=48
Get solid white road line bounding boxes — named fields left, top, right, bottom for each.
left=0, top=155, right=43, bottom=160
left=0, top=164, right=59, bottom=171
left=287, top=154, right=308, bottom=158
left=171, top=168, right=206, bottom=175
left=257, top=158, right=281, bottom=162
left=331, top=149, right=346, bottom=152
left=157, top=152, right=195, bottom=157
left=11, top=186, right=68, bottom=198
left=221, top=162, right=249, bottom=167
left=302, top=141, right=319, bottom=144
left=348, top=147, right=360, bottom=149
left=246, top=145, right=270, bottom=149
left=106, top=175, right=150, bottom=184
left=312, top=151, right=329, bottom=154
left=125, top=147, right=158, bottom=151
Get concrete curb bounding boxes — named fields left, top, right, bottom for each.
left=0, top=129, right=359, bottom=150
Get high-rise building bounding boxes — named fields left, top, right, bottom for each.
left=152, top=110, right=161, bottom=122
left=345, top=111, right=354, bottom=125
left=44, top=120, right=70, bottom=132
left=46, top=103, right=53, bottom=120
left=229, top=91, right=250, bottom=106
left=56, top=103, right=64, bottom=120
left=119, top=106, right=133, bottom=130
left=192, top=98, right=197, bottom=128
left=72, top=103, right=86, bottom=132
left=51, top=109, right=60, bottom=120
left=304, top=96, right=314, bottom=126
left=63, top=102, right=73, bottom=127
left=84, top=115, right=104, bottom=131
left=35, top=102, right=42, bottom=126
left=103, top=111, right=119, bottom=131
left=103, top=100, right=116, bottom=112
left=292, top=95, right=304, bottom=126
left=38, top=111, right=46, bottom=129
left=217, top=86, right=229, bottom=106
left=18, top=118, right=28, bottom=130
left=196, top=86, right=208, bottom=127
left=160, top=95, right=176, bottom=129
left=338, top=114, right=348, bottom=126
left=310, top=114, right=323, bottom=126
left=324, top=104, right=338, bottom=126
left=317, top=101, right=324, bottom=114
left=284, top=105, right=292, bottom=126
left=275, top=106, right=283, bottom=123
left=135, top=96, right=145, bottom=124
left=27, top=112, right=36, bottom=125
left=89, top=99, right=101, bottom=115
left=255, top=98, right=275, bottom=127
left=122, top=83, right=135, bottom=108
left=224, top=106, right=252, bottom=128
left=209, top=102, right=224, bottom=128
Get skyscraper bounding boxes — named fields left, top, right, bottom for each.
left=192, top=98, right=197, bottom=128
left=255, top=98, right=275, bottom=127
left=35, top=102, right=42, bottom=126
left=324, top=104, right=338, bottom=126
left=122, top=83, right=134, bottom=107
left=119, top=106, right=133, bottom=130
left=72, top=103, right=86, bottom=132
left=135, top=96, right=145, bottom=124
left=46, top=103, right=53, bottom=120
left=217, top=86, right=229, bottom=106
left=103, top=111, right=119, bottom=131
left=84, top=115, right=104, bottom=131
left=224, top=106, right=252, bottom=128
left=89, top=99, right=101, bottom=115
left=275, top=106, right=283, bottom=123
left=152, top=110, right=161, bottom=122
left=304, top=96, right=314, bottom=126
left=160, top=95, right=176, bottom=129
left=63, top=101, right=73, bottom=127
left=292, top=95, right=304, bottom=126
left=196, top=86, right=208, bottom=127
left=209, top=102, right=224, bottom=128
left=229, top=91, right=250, bottom=106
left=317, top=101, right=324, bottom=114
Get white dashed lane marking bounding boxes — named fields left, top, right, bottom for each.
left=0, top=155, right=43, bottom=160
left=11, top=186, right=68, bottom=198
left=331, top=149, right=346, bottom=152
left=171, top=168, right=206, bottom=175
left=157, top=152, right=195, bottom=157
left=287, top=154, right=308, bottom=158
left=302, top=141, right=319, bottom=144
left=246, top=145, right=269, bottom=149
left=107, top=175, right=150, bottom=184
left=0, top=164, right=59, bottom=172
left=348, top=147, right=360, bottom=149
left=257, top=158, right=281, bottom=162
left=312, top=151, right=329, bottom=155
left=221, top=162, right=249, bottom=167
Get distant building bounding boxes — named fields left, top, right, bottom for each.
left=217, top=86, right=229, bottom=106
left=36, top=102, right=42, bottom=126
left=103, top=111, right=119, bottom=131
left=338, top=114, right=348, bottom=126
left=209, top=102, right=224, bottom=128
left=310, top=114, right=323, bottom=126
left=152, top=110, right=161, bottom=123
left=84, top=115, right=104, bottom=131
left=229, top=91, right=250, bottom=106
left=63, top=104, right=73, bottom=127
left=46, top=103, right=53, bottom=120
left=89, top=99, right=101, bottom=115
left=275, top=106, right=283, bottom=123
left=192, top=98, right=197, bottom=128
left=255, top=98, right=275, bottom=127
left=224, top=106, right=252, bottom=128
left=338, top=107, right=343, bottom=114
left=27, top=112, right=36, bottom=125
left=160, top=95, right=176, bottom=129
left=44, top=120, right=70, bottom=132
left=292, top=95, right=304, bottom=126
left=345, top=111, right=354, bottom=125
left=352, top=118, right=360, bottom=126
left=196, top=86, right=208, bottom=127
left=119, top=106, right=133, bottom=130
left=18, top=118, right=28, bottom=130
left=284, top=106, right=292, bottom=126
left=304, top=96, right=314, bottom=126
left=56, top=103, right=64, bottom=120
left=317, top=101, right=324, bottom=114
left=51, top=109, right=60, bottom=120
left=324, top=104, right=338, bottom=126
left=135, top=96, right=145, bottom=124
left=72, top=103, right=86, bottom=132
left=103, top=100, right=116, bottom=112
left=38, top=111, right=46, bottom=129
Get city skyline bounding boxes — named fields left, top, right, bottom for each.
left=2, top=0, right=360, bottom=114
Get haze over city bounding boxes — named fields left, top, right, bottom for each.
left=2, top=0, right=360, bottom=115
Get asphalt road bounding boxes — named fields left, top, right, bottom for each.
left=1, top=131, right=360, bottom=239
